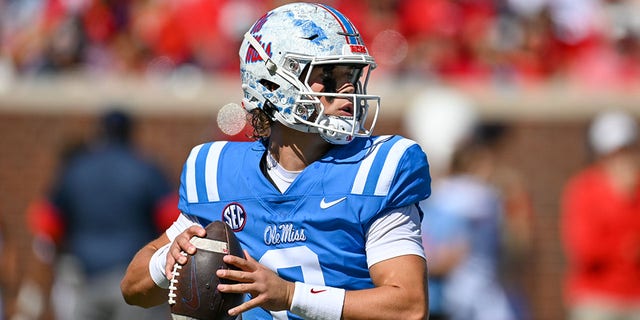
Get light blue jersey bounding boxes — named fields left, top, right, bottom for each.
left=177, top=135, right=430, bottom=319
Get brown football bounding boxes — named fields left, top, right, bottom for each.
left=168, top=220, right=244, bottom=320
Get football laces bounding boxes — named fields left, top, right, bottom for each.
left=167, top=251, right=188, bottom=305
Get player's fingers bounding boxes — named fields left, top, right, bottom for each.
left=168, top=240, right=189, bottom=265
left=243, top=249, right=258, bottom=263
left=177, top=225, right=206, bottom=254
left=176, top=224, right=205, bottom=241
left=217, top=268, right=252, bottom=283
left=165, top=252, right=179, bottom=278
left=171, top=225, right=206, bottom=255
left=166, top=224, right=206, bottom=275
left=223, top=254, right=255, bottom=271
left=227, top=297, right=262, bottom=316
left=190, top=224, right=207, bottom=237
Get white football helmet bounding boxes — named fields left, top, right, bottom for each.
left=239, top=2, right=380, bottom=144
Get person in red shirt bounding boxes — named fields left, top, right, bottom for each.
left=561, top=109, right=640, bottom=320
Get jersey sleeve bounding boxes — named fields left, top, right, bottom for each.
left=383, top=139, right=431, bottom=210
left=177, top=143, right=208, bottom=215
left=177, top=141, right=236, bottom=216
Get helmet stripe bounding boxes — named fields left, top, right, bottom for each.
left=315, top=3, right=360, bottom=45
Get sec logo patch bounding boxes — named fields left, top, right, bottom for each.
left=222, top=202, right=246, bottom=232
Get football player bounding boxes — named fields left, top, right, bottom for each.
left=121, top=3, right=431, bottom=319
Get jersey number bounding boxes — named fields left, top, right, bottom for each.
left=259, top=246, right=324, bottom=320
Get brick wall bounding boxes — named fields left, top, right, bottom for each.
left=0, top=110, right=606, bottom=320
left=501, top=121, right=589, bottom=320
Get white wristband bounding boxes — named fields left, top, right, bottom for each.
left=148, top=242, right=171, bottom=289
left=290, top=282, right=345, bottom=320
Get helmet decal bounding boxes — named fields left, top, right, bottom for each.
left=245, top=12, right=274, bottom=64
left=245, top=35, right=272, bottom=64
left=250, top=12, right=272, bottom=34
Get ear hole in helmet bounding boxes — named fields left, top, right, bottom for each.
left=259, top=79, right=280, bottom=92
left=257, top=79, right=279, bottom=119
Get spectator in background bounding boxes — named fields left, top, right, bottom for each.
left=406, top=87, right=533, bottom=320
left=2, top=0, right=640, bottom=88
left=421, top=137, right=517, bottom=320
left=561, top=110, right=640, bottom=320
left=20, top=108, right=178, bottom=320
left=475, top=122, right=534, bottom=320
left=420, top=185, right=467, bottom=320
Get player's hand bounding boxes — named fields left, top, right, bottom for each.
left=165, top=225, right=206, bottom=278
left=216, top=250, right=295, bottom=316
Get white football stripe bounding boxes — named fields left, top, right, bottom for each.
left=374, top=138, right=415, bottom=196
left=189, top=237, right=229, bottom=254
left=171, top=314, right=199, bottom=320
left=185, top=144, right=204, bottom=203
left=351, top=135, right=389, bottom=195
left=205, top=141, right=227, bottom=202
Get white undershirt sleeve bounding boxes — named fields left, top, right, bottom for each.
left=365, top=204, right=425, bottom=267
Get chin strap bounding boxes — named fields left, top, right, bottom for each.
left=319, top=115, right=355, bottom=145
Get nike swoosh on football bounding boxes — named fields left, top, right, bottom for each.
left=320, top=197, right=347, bottom=209
left=183, top=259, right=200, bottom=309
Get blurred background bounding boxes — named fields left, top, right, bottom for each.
left=1, top=0, right=640, bottom=319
